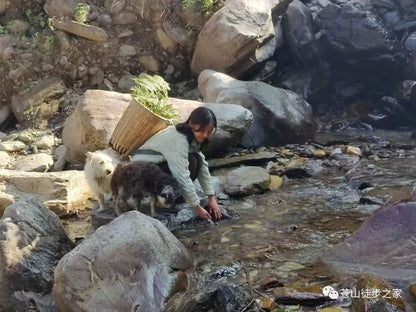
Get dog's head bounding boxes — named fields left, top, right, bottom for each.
left=85, top=151, right=116, bottom=178
left=156, top=184, right=180, bottom=209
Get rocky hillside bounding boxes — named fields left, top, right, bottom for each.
left=1, top=0, right=416, bottom=135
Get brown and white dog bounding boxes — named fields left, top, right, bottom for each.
left=110, top=161, right=179, bottom=216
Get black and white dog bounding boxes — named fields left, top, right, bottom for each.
left=110, top=161, right=179, bottom=216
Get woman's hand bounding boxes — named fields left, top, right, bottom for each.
left=195, top=205, right=211, bottom=219
left=208, top=195, right=222, bottom=219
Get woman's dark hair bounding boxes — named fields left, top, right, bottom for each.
left=176, top=107, right=217, bottom=144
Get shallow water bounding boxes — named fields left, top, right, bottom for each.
left=174, top=130, right=416, bottom=311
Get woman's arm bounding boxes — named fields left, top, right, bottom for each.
left=196, top=151, right=215, bottom=196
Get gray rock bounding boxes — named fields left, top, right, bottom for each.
left=52, top=19, right=108, bottom=41
left=191, top=0, right=291, bottom=77
left=404, top=32, right=416, bottom=51
left=224, top=166, right=270, bottom=196
left=316, top=4, right=405, bottom=68
left=282, top=0, right=320, bottom=64
left=0, top=199, right=73, bottom=311
left=53, top=211, right=193, bottom=312
left=325, top=202, right=416, bottom=288
left=0, top=0, right=9, bottom=14
left=5, top=19, right=29, bottom=35
left=199, top=70, right=316, bottom=147
left=44, top=0, right=78, bottom=18
left=33, top=135, right=57, bottom=149
left=0, top=140, right=26, bottom=152
left=11, top=77, right=66, bottom=130
left=14, top=153, right=54, bottom=172
left=0, top=151, right=11, bottom=169
left=117, top=74, right=136, bottom=92
left=119, top=44, right=136, bottom=57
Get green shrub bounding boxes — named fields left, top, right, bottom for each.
left=130, top=75, right=180, bottom=123
left=75, top=3, right=90, bottom=24
left=183, top=0, right=220, bottom=16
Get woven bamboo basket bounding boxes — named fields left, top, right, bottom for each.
left=109, top=100, right=170, bottom=155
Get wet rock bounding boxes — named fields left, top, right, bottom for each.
left=269, top=175, right=283, bottom=190
left=208, top=151, right=277, bottom=169
left=261, top=297, right=277, bottom=311
left=325, top=202, right=416, bottom=288
left=0, top=198, right=73, bottom=311
left=272, top=286, right=329, bottom=306
left=346, top=146, right=362, bottom=157
left=351, top=274, right=406, bottom=312
left=224, top=166, right=270, bottom=196
left=409, top=282, right=416, bottom=299
left=166, top=282, right=246, bottom=312
left=53, top=211, right=193, bottom=312
left=0, top=169, right=93, bottom=216
left=210, top=265, right=239, bottom=280
left=0, top=140, right=26, bottom=152
left=318, top=307, right=344, bottom=312
left=52, top=19, right=108, bottom=41
left=11, top=77, right=66, bottom=129
left=404, top=32, right=416, bottom=51
left=14, top=153, right=54, bottom=172
left=199, top=70, right=316, bottom=147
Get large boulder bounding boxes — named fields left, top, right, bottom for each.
left=316, top=4, right=406, bottom=69
left=168, top=98, right=253, bottom=156
left=199, top=69, right=316, bottom=146
left=191, top=0, right=292, bottom=77
left=62, top=90, right=253, bottom=163
left=324, top=201, right=416, bottom=289
left=0, top=169, right=93, bottom=217
left=11, top=77, right=66, bottom=129
left=53, top=211, right=193, bottom=312
left=282, top=0, right=320, bottom=65
left=0, top=199, right=73, bottom=311
left=62, top=90, right=131, bottom=163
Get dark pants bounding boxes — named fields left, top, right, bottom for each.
left=158, top=152, right=202, bottom=181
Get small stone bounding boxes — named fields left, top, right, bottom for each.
left=119, top=44, right=136, bottom=57
left=318, top=307, right=344, bottom=312
left=269, top=175, right=283, bottom=190
left=0, top=151, right=11, bottom=168
left=156, top=28, right=177, bottom=52
left=261, top=297, right=276, bottom=311
left=346, top=146, right=362, bottom=157
left=368, top=155, right=380, bottom=161
left=408, top=282, right=416, bottom=299
left=330, top=147, right=343, bottom=158
left=0, top=141, right=26, bottom=152
left=0, top=192, right=14, bottom=217
left=33, top=135, right=56, bottom=149
left=139, top=55, right=160, bottom=72
left=314, top=150, right=327, bottom=158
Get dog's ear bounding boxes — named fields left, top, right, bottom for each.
left=85, top=151, right=93, bottom=160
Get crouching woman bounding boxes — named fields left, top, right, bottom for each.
left=133, top=107, right=222, bottom=219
